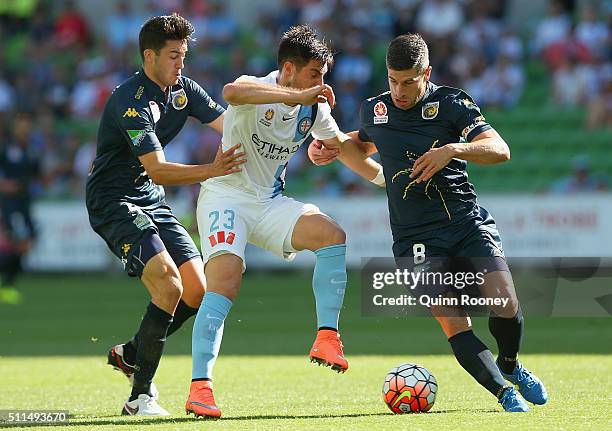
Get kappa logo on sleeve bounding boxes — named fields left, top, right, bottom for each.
left=123, top=108, right=140, bottom=118
left=121, top=243, right=132, bottom=256
left=127, top=130, right=146, bottom=147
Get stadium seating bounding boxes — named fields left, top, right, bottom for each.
left=470, top=63, right=611, bottom=193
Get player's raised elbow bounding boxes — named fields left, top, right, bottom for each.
left=146, top=168, right=165, bottom=185
left=498, top=143, right=511, bottom=163
left=222, top=83, right=241, bottom=105
left=144, top=162, right=170, bottom=185
left=490, top=130, right=510, bottom=163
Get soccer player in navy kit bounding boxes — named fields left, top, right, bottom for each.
left=86, top=14, right=244, bottom=415
left=0, top=113, right=39, bottom=304
left=309, top=34, right=548, bottom=412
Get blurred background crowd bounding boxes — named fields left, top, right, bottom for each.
left=0, top=0, right=610, bottom=204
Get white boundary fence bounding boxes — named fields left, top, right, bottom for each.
left=25, top=194, right=612, bottom=271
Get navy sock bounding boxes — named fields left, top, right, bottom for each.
left=0, top=253, right=21, bottom=286
left=123, top=299, right=197, bottom=365
left=130, top=302, right=173, bottom=400
left=448, top=330, right=508, bottom=398
left=123, top=338, right=137, bottom=365
left=166, top=299, right=198, bottom=337
left=489, top=307, right=524, bottom=374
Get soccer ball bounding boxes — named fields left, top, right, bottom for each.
left=382, top=363, right=437, bottom=413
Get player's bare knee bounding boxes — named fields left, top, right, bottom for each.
left=490, top=297, right=519, bottom=318
left=150, top=261, right=182, bottom=292
left=328, top=225, right=346, bottom=246
left=182, top=283, right=205, bottom=308
left=431, top=307, right=471, bottom=338
left=179, top=260, right=206, bottom=307
left=154, top=259, right=181, bottom=282
left=162, top=281, right=183, bottom=307
left=316, top=220, right=346, bottom=248
left=159, top=266, right=182, bottom=295
left=439, top=318, right=471, bottom=338
left=145, top=271, right=182, bottom=313
left=205, top=254, right=243, bottom=299
left=207, top=277, right=240, bottom=300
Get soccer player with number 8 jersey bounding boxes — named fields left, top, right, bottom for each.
left=309, top=34, right=548, bottom=413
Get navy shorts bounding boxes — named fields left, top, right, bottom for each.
left=393, top=207, right=509, bottom=298
left=88, top=201, right=200, bottom=277
left=1, top=201, right=36, bottom=242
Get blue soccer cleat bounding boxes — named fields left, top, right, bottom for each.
left=498, top=387, right=530, bottom=412
left=499, top=361, right=548, bottom=405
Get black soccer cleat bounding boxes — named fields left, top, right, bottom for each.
left=107, top=344, right=135, bottom=378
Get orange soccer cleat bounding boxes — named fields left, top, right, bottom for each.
left=185, top=380, right=222, bottom=418
left=309, top=329, right=349, bottom=373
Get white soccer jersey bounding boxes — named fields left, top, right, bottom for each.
left=204, top=70, right=340, bottom=199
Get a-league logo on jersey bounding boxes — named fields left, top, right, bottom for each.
left=298, top=117, right=312, bottom=135
left=373, top=101, right=388, bottom=124
left=171, top=88, right=188, bottom=110
left=260, top=108, right=274, bottom=127
left=422, top=101, right=439, bottom=120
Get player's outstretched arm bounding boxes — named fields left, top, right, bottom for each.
left=309, top=132, right=385, bottom=187
left=138, top=144, right=246, bottom=185
left=223, top=79, right=334, bottom=107
left=308, top=131, right=377, bottom=165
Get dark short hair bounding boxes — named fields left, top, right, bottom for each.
left=139, top=13, right=195, bottom=60
left=277, top=25, right=334, bottom=70
left=386, top=34, right=429, bottom=73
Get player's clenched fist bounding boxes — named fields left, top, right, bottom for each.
left=299, top=84, right=336, bottom=108
left=210, top=143, right=246, bottom=177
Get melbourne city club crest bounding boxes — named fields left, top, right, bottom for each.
left=298, top=117, right=312, bottom=135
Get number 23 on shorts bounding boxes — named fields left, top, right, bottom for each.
left=207, top=209, right=236, bottom=247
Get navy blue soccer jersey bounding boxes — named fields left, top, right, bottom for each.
left=86, top=69, right=224, bottom=211
left=358, top=82, right=492, bottom=241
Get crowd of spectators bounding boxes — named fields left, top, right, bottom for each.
left=0, top=0, right=609, bottom=202
left=537, top=0, right=611, bottom=128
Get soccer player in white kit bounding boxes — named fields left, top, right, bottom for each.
left=185, top=25, right=383, bottom=418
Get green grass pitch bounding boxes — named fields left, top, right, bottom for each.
left=1, top=272, right=611, bottom=430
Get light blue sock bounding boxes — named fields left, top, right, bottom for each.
left=192, top=292, right=233, bottom=380
left=312, top=244, right=347, bottom=330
